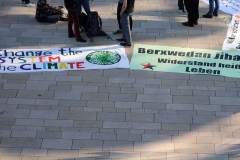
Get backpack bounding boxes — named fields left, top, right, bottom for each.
left=79, top=11, right=110, bottom=42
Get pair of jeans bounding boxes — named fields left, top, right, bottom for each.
left=77, top=0, right=91, bottom=26
left=120, top=13, right=132, bottom=45
left=117, top=2, right=132, bottom=30
left=208, top=0, right=219, bottom=15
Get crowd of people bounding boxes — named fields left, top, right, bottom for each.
left=21, top=0, right=220, bottom=46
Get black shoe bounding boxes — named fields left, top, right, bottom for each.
left=113, top=29, right=122, bottom=34
left=120, top=42, right=132, bottom=47
left=182, top=22, right=194, bottom=27
left=213, top=12, right=218, bottom=16
left=77, top=39, right=87, bottom=43
left=116, top=38, right=126, bottom=42
left=194, top=21, right=198, bottom=25
left=203, top=14, right=212, bottom=18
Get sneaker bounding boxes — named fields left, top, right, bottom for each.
left=203, top=14, right=212, bottom=18
left=26, top=3, right=35, bottom=7
left=179, top=9, right=187, bottom=14
left=213, top=12, right=218, bottom=16
left=182, top=22, right=194, bottom=27
left=113, top=29, right=122, bottom=34
left=116, top=38, right=126, bottom=42
left=120, top=42, right=132, bottom=47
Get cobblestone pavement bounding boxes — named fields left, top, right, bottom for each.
left=0, top=0, right=239, bottom=160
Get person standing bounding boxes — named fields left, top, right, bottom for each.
left=64, top=0, right=87, bottom=42
left=182, top=0, right=199, bottom=27
left=113, top=0, right=132, bottom=34
left=22, top=0, right=35, bottom=7
left=118, top=0, right=135, bottom=47
left=202, top=0, right=219, bottom=18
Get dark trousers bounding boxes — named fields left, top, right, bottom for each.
left=68, top=11, right=83, bottom=41
left=185, top=0, right=199, bottom=23
left=178, top=0, right=184, bottom=10
left=23, top=0, right=30, bottom=3
left=117, top=2, right=132, bottom=30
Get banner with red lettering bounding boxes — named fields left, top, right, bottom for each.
left=0, top=45, right=130, bottom=73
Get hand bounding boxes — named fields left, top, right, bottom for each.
left=120, top=11, right=123, bottom=16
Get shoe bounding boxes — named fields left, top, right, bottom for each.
left=213, top=12, right=218, bottom=16
left=113, top=29, right=122, bottom=34
left=194, top=21, right=198, bottom=25
left=116, top=38, right=126, bottom=42
left=26, top=3, right=35, bottom=7
left=179, top=9, right=186, bottom=14
left=68, top=34, right=75, bottom=38
left=203, top=14, right=212, bottom=18
left=120, top=42, right=131, bottom=47
left=182, top=22, right=194, bottom=27
left=77, top=39, right=87, bottom=43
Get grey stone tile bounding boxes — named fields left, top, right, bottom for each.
left=109, top=94, right=136, bottom=102
left=17, top=90, right=54, bottom=99
left=137, top=94, right=172, bottom=103
left=36, top=132, right=61, bottom=139
left=81, top=93, right=108, bottom=101
left=72, top=140, right=103, bottom=150
left=41, top=139, right=72, bottom=149
left=173, top=96, right=209, bottom=104
left=58, top=111, right=97, bottom=120
left=29, top=110, right=58, bottom=119
left=97, top=112, right=125, bottom=122
left=1, top=138, right=42, bottom=148
left=155, top=114, right=192, bottom=124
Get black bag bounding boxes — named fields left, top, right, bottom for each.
left=79, top=11, right=109, bottom=42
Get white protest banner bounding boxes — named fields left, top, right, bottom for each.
left=222, top=15, right=240, bottom=52
left=201, top=0, right=240, bottom=15
left=0, top=45, right=130, bottom=73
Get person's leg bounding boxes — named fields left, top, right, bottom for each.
left=194, top=0, right=199, bottom=23
left=213, top=0, right=219, bottom=14
left=68, top=11, right=75, bottom=38
left=82, top=0, right=91, bottom=14
left=117, top=2, right=123, bottom=30
left=71, top=11, right=86, bottom=42
left=208, top=0, right=214, bottom=15
left=129, top=15, right=133, bottom=31
left=77, top=0, right=82, bottom=21
left=178, top=0, right=184, bottom=10
left=120, top=13, right=132, bottom=46
left=182, top=0, right=194, bottom=26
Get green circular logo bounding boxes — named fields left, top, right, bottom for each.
left=86, top=51, right=121, bottom=65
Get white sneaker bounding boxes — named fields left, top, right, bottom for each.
left=26, top=3, right=35, bottom=7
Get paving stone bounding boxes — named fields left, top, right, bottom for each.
left=29, top=110, right=58, bottom=119
left=215, top=144, right=240, bottom=154
left=116, top=133, right=141, bottom=141
left=167, top=153, right=197, bottom=160
left=166, top=104, right=193, bottom=110
left=41, top=139, right=72, bottom=149
left=58, top=111, right=97, bottom=120
left=136, top=79, right=161, bottom=84
left=72, top=140, right=103, bottom=150
left=109, top=78, right=135, bottom=83
left=162, top=124, right=190, bottom=131
left=92, top=133, right=116, bottom=140
left=54, top=91, right=81, bottom=100
left=7, top=98, right=35, bottom=105
left=78, top=150, right=110, bottom=158
left=134, top=142, right=174, bottom=152
left=103, top=69, right=129, bottom=78
left=0, top=89, right=17, bottom=98
left=142, top=134, right=171, bottom=142
left=62, top=132, right=91, bottom=139
left=81, top=92, right=108, bottom=101
left=11, top=130, right=36, bottom=138
left=0, top=109, right=30, bottom=118
left=71, top=86, right=98, bottom=93
left=74, top=121, right=102, bottom=128
left=155, top=114, right=192, bottom=124
left=36, top=132, right=61, bottom=139
left=0, top=148, right=21, bottom=156
left=15, top=119, right=44, bottom=126
left=103, top=122, right=132, bottom=129
left=132, top=122, right=161, bottom=130
left=59, top=100, right=87, bottom=107
left=44, top=120, right=74, bottom=127
left=103, top=141, right=133, bottom=151
left=143, top=102, right=166, bottom=110
left=82, top=77, right=108, bottom=83
left=173, top=96, right=209, bottom=104
left=115, top=102, right=142, bottom=109
left=121, top=87, right=144, bottom=94
left=175, top=143, right=215, bottom=154
left=137, top=94, right=172, bottom=103
left=198, top=154, right=228, bottom=160
left=47, top=149, right=78, bottom=157
left=0, top=138, right=42, bottom=148
left=98, top=87, right=120, bottom=93
left=171, top=89, right=192, bottom=95
left=35, top=99, right=59, bottom=106
left=69, top=70, right=103, bottom=77
left=193, top=90, right=215, bottom=96
left=97, top=112, right=125, bottom=122
left=193, top=115, right=230, bottom=125
left=191, top=124, right=220, bottom=132
left=26, top=84, right=49, bottom=90
left=197, top=136, right=221, bottom=144
left=126, top=113, right=154, bottom=122
left=21, top=148, right=47, bottom=157
left=0, top=130, right=11, bottom=137
left=109, top=94, right=136, bottom=102
left=48, top=85, right=71, bottom=92
left=17, top=90, right=54, bottom=99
